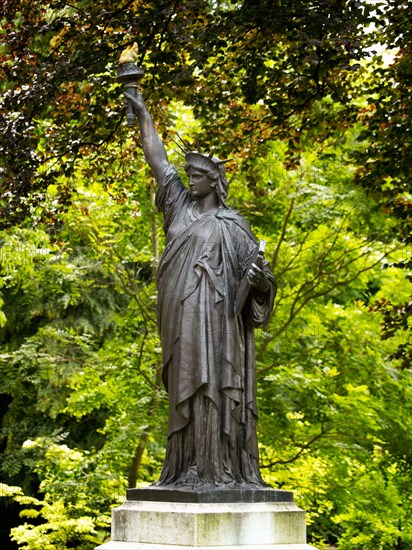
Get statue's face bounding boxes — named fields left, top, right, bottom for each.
left=187, top=168, right=215, bottom=200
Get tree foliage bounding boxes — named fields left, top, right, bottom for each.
left=1, top=1, right=412, bottom=549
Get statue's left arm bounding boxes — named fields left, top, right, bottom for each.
left=235, top=222, right=276, bottom=326
left=247, top=262, right=271, bottom=293
left=247, top=260, right=276, bottom=327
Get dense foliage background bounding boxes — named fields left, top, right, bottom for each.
left=1, top=0, right=411, bottom=548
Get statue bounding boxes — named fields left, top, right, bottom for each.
left=125, top=90, right=276, bottom=489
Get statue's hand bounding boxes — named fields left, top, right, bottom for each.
left=124, top=91, right=146, bottom=114
left=247, top=263, right=270, bottom=293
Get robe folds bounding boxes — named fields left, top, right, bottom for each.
left=155, top=166, right=276, bottom=486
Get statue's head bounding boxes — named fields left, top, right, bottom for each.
left=184, top=151, right=230, bottom=205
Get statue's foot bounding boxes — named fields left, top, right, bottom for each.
left=180, top=467, right=199, bottom=486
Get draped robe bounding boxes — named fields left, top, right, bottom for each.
left=155, top=166, right=276, bottom=486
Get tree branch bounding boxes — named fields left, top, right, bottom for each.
left=261, top=417, right=329, bottom=468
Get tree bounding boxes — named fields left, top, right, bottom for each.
left=0, top=0, right=378, bottom=225
left=352, top=1, right=412, bottom=370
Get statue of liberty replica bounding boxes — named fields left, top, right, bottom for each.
left=123, top=79, right=276, bottom=488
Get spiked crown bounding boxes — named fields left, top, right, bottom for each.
left=184, top=151, right=230, bottom=175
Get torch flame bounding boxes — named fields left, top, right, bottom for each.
left=119, top=42, right=139, bottom=64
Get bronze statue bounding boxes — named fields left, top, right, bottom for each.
left=126, top=91, right=276, bottom=488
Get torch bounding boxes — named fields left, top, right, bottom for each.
left=117, top=43, right=144, bottom=127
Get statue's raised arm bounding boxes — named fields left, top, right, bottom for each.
left=125, top=92, right=170, bottom=185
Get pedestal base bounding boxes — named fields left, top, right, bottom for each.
left=95, top=499, right=318, bottom=549
left=126, top=486, right=294, bottom=503
left=96, top=543, right=316, bottom=550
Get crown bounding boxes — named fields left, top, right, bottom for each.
left=171, top=135, right=231, bottom=174
left=185, top=151, right=231, bottom=174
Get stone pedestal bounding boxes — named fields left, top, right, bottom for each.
left=95, top=487, right=318, bottom=550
